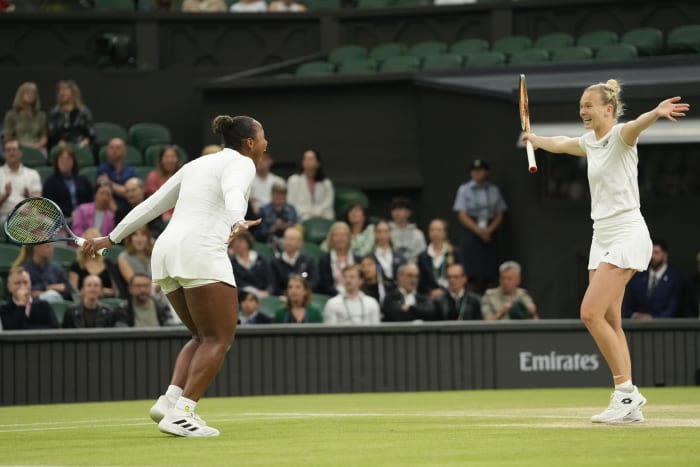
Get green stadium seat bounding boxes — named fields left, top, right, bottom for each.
left=35, top=165, right=53, bottom=183
left=127, top=123, right=172, bottom=153
left=103, top=244, right=124, bottom=263
left=259, top=295, right=284, bottom=317
left=254, top=241, right=276, bottom=261
left=533, top=32, right=574, bottom=51
left=301, top=241, right=323, bottom=260
left=379, top=55, right=421, bottom=73
left=492, top=35, right=533, bottom=56
left=621, top=27, right=663, bottom=56
left=98, top=144, right=144, bottom=166
left=464, top=51, right=506, bottom=67
left=450, top=38, right=489, bottom=56
left=311, top=293, right=331, bottom=310
left=50, top=300, right=73, bottom=324
left=421, top=53, right=463, bottom=71
left=49, top=145, right=96, bottom=168
left=133, top=166, right=152, bottom=181
left=549, top=46, right=594, bottom=63
left=369, top=42, right=408, bottom=60
left=101, top=297, right=127, bottom=311
left=302, top=217, right=334, bottom=244
left=94, top=121, right=128, bottom=148
left=78, top=166, right=99, bottom=189
left=408, top=40, right=448, bottom=59
left=93, top=0, right=134, bottom=11
left=336, top=58, right=379, bottom=75
left=356, top=0, right=391, bottom=8
left=20, top=146, right=48, bottom=167
left=295, top=61, right=335, bottom=77
left=666, top=24, right=700, bottom=54
left=508, top=48, right=550, bottom=65
left=393, top=0, right=430, bottom=6
left=576, top=30, right=619, bottom=53
left=595, top=44, right=638, bottom=61
left=328, top=45, right=369, bottom=65
left=0, top=244, right=21, bottom=273
left=144, top=144, right=189, bottom=167
left=52, top=244, right=78, bottom=268
left=334, top=187, right=369, bottom=219
left=303, top=0, right=341, bottom=10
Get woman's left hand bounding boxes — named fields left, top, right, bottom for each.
left=226, top=219, right=262, bottom=244
left=657, top=96, right=690, bottom=122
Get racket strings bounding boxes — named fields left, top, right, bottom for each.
left=5, top=199, right=65, bottom=243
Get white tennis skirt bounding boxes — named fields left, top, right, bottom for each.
left=588, top=208, right=652, bottom=271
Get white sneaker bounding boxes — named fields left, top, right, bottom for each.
left=158, top=412, right=220, bottom=437
left=591, top=386, right=647, bottom=424
left=149, top=395, right=207, bottom=426
left=622, top=408, right=644, bottom=423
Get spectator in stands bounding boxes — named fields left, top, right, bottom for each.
left=15, top=243, right=74, bottom=303
left=274, top=275, right=323, bottom=323
left=434, top=263, right=482, bottom=320
left=228, top=230, right=275, bottom=297
left=0, top=138, right=42, bottom=224
left=453, top=159, right=508, bottom=294
left=144, top=145, right=182, bottom=222
left=123, top=273, right=172, bottom=327
left=382, top=263, right=437, bottom=322
left=229, top=0, right=267, bottom=12
left=3, top=82, right=48, bottom=155
left=71, top=180, right=116, bottom=237
left=317, top=221, right=359, bottom=296
left=372, top=219, right=405, bottom=293
left=238, top=289, right=272, bottom=324
left=62, top=274, right=127, bottom=328
left=118, top=226, right=154, bottom=284
left=96, top=137, right=138, bottom=209
left=47, top=80, right=94, bottom=150
left=0, top=267, right=59, bottom=330
left=42, top=145, right=93, bottom=217
left=68, top=228, right=120, bottom=298
left=359, top=254, right=390, bottom=305
left=417, top=218, right=456, bottom=298
left=182, top=0, right=226, bottom=11
left=389, top=196, right=426, bottom=262
left=201, top=144, right=222, bottom=155
left=624, top=239, right=683, bottom=319
left=144, top=0, right=174, bottom=11
left=0, top=1, right=16, bottom=13
left=287, top=148, right=334, bottom=221
left=323, top=264, right=380, bottom=325
left=268, top=0, right=306, bottom=12
left=271, top=226, right=317, bottom=295
left=114, top=177, right=166, bottom=237
left=257, top=181, right=298, bottom=247
left=481, top=261, right=537, bottom=320
left=250, top=150, right=285, bottom=215
left=345, top=202, right=374, bottom=257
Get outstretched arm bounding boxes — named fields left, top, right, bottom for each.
left=522, top=133, right=586, bottom=157
left=620, top=96, right=690, bottom=146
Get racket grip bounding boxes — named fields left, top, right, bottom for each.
left=74, top=237, right=108, bottom=256
left=526, top=141, right=537, bottom=174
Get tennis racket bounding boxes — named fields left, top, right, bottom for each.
left=519, top=74, right=538, bottom=174
left=3, top=197, right=108, bottom=255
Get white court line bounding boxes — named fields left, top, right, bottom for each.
left=1, top=411, right=699, bottom=433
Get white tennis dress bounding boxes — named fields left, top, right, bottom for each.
left=580, top=124, right=652, bottom=271
left=110, top=148, right=256, bottom=289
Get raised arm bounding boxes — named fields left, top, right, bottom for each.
left=522, top=133, right=586, bottom=157
left=620, top=96, right=690, bottom=146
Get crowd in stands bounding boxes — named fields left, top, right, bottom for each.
left=1, top=79, right=699, bottom=331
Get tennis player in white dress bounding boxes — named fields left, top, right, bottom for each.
left=84, top=115, right=267, bottom=437
left=523, top=80, right=689, bottom=424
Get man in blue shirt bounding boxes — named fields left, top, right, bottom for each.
left=96, top=137, right=137, bottom=209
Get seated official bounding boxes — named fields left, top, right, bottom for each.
left=0, top=267, right=59, bottom=330
left=63, top=275, right=128, bottom=328
left=382, top=263, right=438, bottom=322
left=481, top=261, right=537, bottom=320
left=238, top=290, right=272, bottom=325
left=274, top=275, right=323, bottom=324
left=417, top=218, right=457, bottom=298
left=434, top=264, right=482, bottom=320
left=122, top=273, right=172, bottom=327
left=271, top=226, right=318, bottom=295
left=323, top=265, right=380, bottom=325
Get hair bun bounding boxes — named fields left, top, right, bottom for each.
left=605, top=79, right=621, bottom=95
left=211, top=115, right=235, bottom=135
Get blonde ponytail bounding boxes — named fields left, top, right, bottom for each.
left=585, top=79, right=625, bottom=120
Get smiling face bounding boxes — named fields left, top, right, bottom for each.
left=579, top=90, right=613, bottom=132
left=246, top=122, right=267, bottom=165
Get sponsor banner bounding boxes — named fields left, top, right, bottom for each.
left=494, top=331, right=610, bottom=387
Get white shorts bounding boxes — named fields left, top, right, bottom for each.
left=588, top=209, right=652, bottom=271
left=155, top=276, right=219, bottom=295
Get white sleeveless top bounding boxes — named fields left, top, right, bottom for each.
left=579, top=123, right=640, bottom=221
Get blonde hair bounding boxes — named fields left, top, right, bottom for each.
left=585, top=79, right=625, bottom=120
left=124, top=226, right=154, bottom=256
left=325, top=221, right=352, bottom=252
left=202, top=144, right=222, bottom=155
left=12, top=82, right=41, bottom=112
left=56, top=80, right=84, bottom=108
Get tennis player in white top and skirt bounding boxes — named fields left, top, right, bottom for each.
left=83, top=115, right=267, bottom=437
left=523, top=80, right=689, bottom=424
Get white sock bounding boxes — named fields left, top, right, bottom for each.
left=615, top=380, right=634, bottom=393
left=174, top=396, right=197, bottom=416
left=165, top=385, right=182, bottom=404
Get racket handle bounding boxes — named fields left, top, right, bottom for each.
left=74, top=237, right=108, bottom=256
left=526, top=141, right=537, bottom=174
